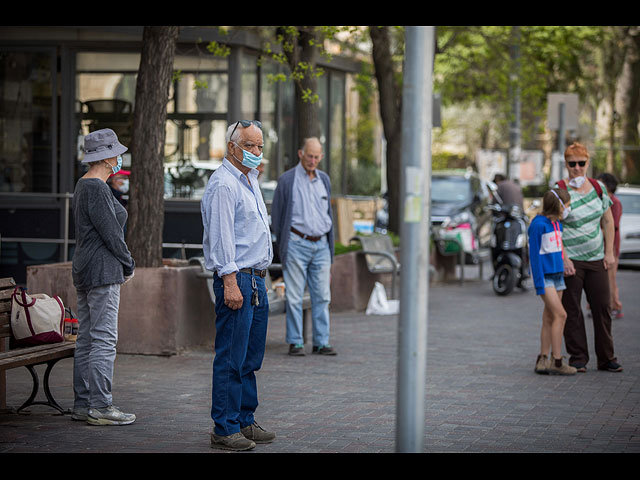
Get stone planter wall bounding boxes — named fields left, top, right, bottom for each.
left=26, top=262, right=214, bottom=356
left=330, top=251, right=395, bottom=312
left=24, top=252, right=396, bottom=355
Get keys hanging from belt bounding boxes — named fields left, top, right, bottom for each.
left=251, top=275, right=259, bottom=306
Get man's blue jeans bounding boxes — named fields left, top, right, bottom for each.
left=283, top=231, right=331, bottom=347
left=211, top=271, right=269, bottom=436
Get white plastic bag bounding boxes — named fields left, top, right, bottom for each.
left=365, top=282, right=399, bottom=315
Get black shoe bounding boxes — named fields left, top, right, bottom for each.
left=312, top=345, right=337, bottom=355
left=570, top=362, right=587, bottom=373
left=598, top=361, right=623, bottom=372
left=288, top=344, right=305, bottom=356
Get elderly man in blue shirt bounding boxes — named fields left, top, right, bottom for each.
left=271, top=137, right=336, bottom=357
left=201, top=120, right=275, bottom=451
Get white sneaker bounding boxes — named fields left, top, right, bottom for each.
left=87, top=405, right=136, bottom=426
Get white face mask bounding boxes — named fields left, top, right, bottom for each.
left=561, top=206, right=571, bottom=220
left=568, top=176, right=586, bottom=189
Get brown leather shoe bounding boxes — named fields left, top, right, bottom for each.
left=211, top=431, right=256, bottom=451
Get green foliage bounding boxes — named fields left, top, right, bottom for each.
left=347, top=163, right=381, bottom=196
left=434, top=26, right=604, bottom=149
left=206, top=41, right=231, bottom=58
left=334, top=241, right=362, bottom=256
left=431, top=152, right=469, bottom=171
left=334, top=231, right=400, bottom=256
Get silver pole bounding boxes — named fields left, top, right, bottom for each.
left=396, top=25, right=434, bottom=453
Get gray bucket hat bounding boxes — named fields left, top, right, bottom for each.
left=81, top=128, right=128, bottom=163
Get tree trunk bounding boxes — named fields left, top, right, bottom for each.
left=127, top=26, right=180, bottom=268
left=370, top=26, right=402, bottom=234
left=617, top=27, right=640, bottom=183
left=282, top=27, right=321, bottom=169
left=618, top=27, right=640, bottom=182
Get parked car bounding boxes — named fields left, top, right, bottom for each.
left=617, top=185, right=640, bottom=267
left=430, top=169, right=493, bottom=252
left=164, top=159, right=222, bottom=199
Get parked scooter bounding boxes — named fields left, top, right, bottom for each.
left=487, top=198, right=539, bottom=296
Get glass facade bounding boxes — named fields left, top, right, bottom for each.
left=0, top=49, right=57, bottom=193
left=0, top=28, right=355, bottom=283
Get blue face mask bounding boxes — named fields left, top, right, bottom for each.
left=233, top=143, right=263, bottom=169
left=109, top=155, right=123, bottom=175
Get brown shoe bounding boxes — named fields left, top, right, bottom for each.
left=241, top=422, right=276, bottom=444
left=534, top=354, right=549, bottom=374
left=211, top=431, right=256, bottom=451
left=548, top=357, right=577, bottom=375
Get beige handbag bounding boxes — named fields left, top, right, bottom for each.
left=10, top=287, right=65, bottom=347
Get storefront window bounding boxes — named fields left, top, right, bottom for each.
left=76, top=52, right=138, bottom=170
left=166, top=66, right=229, bottom=199
left=0, top=49, right=56, bottom=192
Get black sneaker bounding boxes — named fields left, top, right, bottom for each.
left=312, top=345, right=337, bottom=355
left=288, top=344, right=305, bottom=356
left=570, top=362, right=587, bottom=373
left=598, top=361, right=623, bottom=372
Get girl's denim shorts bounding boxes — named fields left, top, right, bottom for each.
left=543, top=272, right=566, bottom=291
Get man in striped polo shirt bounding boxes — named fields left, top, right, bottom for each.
left=556, top=142, right=623, bottom=373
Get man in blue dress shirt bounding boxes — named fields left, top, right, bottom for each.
left=201, top=120, right=275, bottom=451
left=271, top=137, right=336, bottom=357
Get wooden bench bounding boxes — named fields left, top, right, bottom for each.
left=0, top=278, right=75, bottom=414
left=189, top=257, right=312, bottom=338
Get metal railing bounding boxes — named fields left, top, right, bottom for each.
left=0, top=192, right=204, bottom=262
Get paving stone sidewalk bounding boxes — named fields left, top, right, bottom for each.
left=1, top=267, right=639, bottom=453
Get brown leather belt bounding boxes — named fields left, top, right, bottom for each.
left=291, top=227, right=322, bottom=242
left=238, top=268, right=267, bottom=278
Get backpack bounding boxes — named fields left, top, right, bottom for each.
left=556, top=177, right=603, bottom=199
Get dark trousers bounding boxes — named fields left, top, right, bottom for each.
left=562, top=259, right=617, bottom=369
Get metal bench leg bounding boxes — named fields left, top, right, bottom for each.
left=17, top=360, right=65, bottom=415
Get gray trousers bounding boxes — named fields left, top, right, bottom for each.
left=73, top=283, right=120, bottom=409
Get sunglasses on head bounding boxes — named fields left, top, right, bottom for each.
left=568, top=161, right=586, bottom=167
left=230, top=120, right=262, bottom=141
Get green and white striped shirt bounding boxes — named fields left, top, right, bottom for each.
left=558, top=180, right=612, bottom=261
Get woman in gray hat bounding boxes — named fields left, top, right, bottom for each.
left=71, top=128, right=137, bottom=426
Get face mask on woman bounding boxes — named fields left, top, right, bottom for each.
left=107, top=155, right=123, bottom=175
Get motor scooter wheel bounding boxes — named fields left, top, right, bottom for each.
left=493, top=264, right=516, bottom=296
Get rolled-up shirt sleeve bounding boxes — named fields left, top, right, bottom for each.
left=204, top=182, right=239, bottom=276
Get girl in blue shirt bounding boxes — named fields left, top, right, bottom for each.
left=528, top=188, right=576, bottom=375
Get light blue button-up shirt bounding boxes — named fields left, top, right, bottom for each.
left=201, top=158, right=273, bottom=276
left=290, top=163, right=333, bottom=237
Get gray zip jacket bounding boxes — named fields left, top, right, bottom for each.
left=72, top=178, right=135, bottom=290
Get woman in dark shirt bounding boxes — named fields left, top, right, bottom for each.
left=71, top=128, right=136, bottom=426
